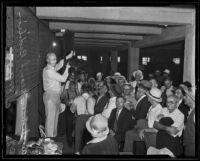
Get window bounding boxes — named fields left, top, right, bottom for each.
left=77, top=55, right=87, bottom=61
left=82, top=56, right=87, bottom=61
left=173, top=58, right=180, bottom=64
left=142, top=57, right=150, bottom=65
left=117, top=57, right=120, bottom=63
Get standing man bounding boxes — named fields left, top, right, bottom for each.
left=70, top=83, right=95, bottom=155
left=43, top=52, right=72, bottom=137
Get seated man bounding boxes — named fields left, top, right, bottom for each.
left=123, top=87, right=163, bottom=154
left=82, top=114, right=119, bottom=155
left=108, top=96, right=134, bottom=151
left=153, top=95, right=184, bottom=157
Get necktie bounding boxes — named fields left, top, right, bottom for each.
left=113, top=109, right=120, bottom=132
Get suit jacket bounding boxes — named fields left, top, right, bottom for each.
left=108, top=107, right=134, bottom=143
left=130, top=95, right=151, bottom=122
left=178, top=101, right=190, bottom=124
left=94, top=94, right=109, bottom=115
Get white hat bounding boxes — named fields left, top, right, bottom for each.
left=86, top=114, right=109, bottom=138
left=96, top=72, right=103, bottom=77
left=163, top=69, right=170, bottom=74
left=147, top=147, right=175, bottom=157
left=114, top=72, right=121, bottom=76
left=133, top=70, right=143, bottom=80
left=146, top=87, right=162, bottom=102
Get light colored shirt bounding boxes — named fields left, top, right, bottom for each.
left=102, top=97, right=117, bottom=119
left=72, top=93, right=95, bottom=115
left=147, top=103, right=163, bottom=128
left=159, top=107, right=184, bottom=137
left=42, top=64, right=69, bottom=93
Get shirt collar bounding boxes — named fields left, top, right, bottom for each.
left=137, top=95, right=146, bottom=104
left=87, top=135, right=108, bottom=144
left=82, top=93, right=90, bottom=99
left=47, top=64, right=55, bottom=70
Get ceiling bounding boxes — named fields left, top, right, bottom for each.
left=36, top=7, right=193, bottom=50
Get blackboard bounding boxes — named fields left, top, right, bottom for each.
left=5, top=7, right=15, bottom=98
left=13, top=7, right=40, bottom=95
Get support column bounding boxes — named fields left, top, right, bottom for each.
left=102, top=52, right=109, bottom=75
left=127, top=42, right=140, bottom=81
left=183, top=23, right=195, bottom=95
left=111, top=49, right=118, bottom=74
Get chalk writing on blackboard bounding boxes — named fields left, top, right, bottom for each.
left=17, top=11, right=31, bottom=93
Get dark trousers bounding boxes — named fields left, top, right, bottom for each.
left=57, top=106, right=74, bottom=147
left=74, top=114, right=91, bottom=153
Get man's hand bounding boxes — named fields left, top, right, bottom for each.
left=65, top=50, right=74, bottom=60
left=58, top=59, right=64, bottom=67
left=66, top=62, right=71, bottom=69
left=166, top=126, right=178, bottom=135
left=157, top=114, right=164, bottom=121
left=139, top=129, right=145, bottom=140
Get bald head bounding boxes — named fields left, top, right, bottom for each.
left=46, top=52, right=57, bottom=67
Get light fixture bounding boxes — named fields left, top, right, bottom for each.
left=61, top=29, right=65, bottom=33
left=52, top=42, right=57, bottom=47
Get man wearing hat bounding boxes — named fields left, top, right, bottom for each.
left=123, top=80, right=152, bottom=153
left=102, top=84, right=122, bottom=119
left=82, top=114, right=119, bottom=154
left=129, top=80, right=152, bottom=121
left=163, top=69, right=170, bottom=78
left=130, top=70, right=144, bottom=95
left=138, top=87, right=163, bottom=149
left=95, top=72, right=104, bottom=93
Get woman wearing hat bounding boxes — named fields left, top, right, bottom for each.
left=130, top=70, right=144, bottom=96
left=82, top=114, right=119, bottom=155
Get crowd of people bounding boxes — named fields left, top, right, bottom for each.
left=42, top=51, right=195, bottom=157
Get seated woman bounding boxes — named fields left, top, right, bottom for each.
left=82, top=114, right=119, bottom=155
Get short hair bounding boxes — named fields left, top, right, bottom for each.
left=116, top=96, right=126, bottom=102
left=46, top=52, right=56, bottom=61
left=182, top=81, right=192, bottom=89
left=176, top=87, right=186, bottom=96
left=81, top=83, right=92, bottom=93
left=164, top=76, right=172, bottom=82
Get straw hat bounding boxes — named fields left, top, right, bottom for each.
left=146, top=87, right=162, bottom=102
left=163, top=69, right=170, bottom=74
left=96, top=72, right=103, bottom=77
left=86, top=114, right=109, bottom=138
left=114, top=72, right=121, bottom=76
left=133, top=70, right=143, bottom=80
